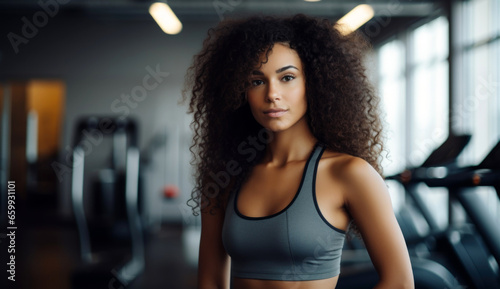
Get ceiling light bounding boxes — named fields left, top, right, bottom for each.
left=304, top=0, right=322, bottom=2
left=336, top=4, right=374, bottom=35
left=149, top=2, right=182, bottom=35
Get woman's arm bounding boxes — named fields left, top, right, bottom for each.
left=342, top=157, right=414, bottom=289
left=198, top=205, right=231, bottom=289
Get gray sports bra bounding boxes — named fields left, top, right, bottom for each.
left=222, top=143, right=346, bottom=281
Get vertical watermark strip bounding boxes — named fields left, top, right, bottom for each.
left=6, top=181, right=17, bottom=282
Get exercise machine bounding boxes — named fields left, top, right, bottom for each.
left=71, top=116, right=145, bottom=288
left=387, top=134, right=472, bottom=244
left=387, top=134, right=500, bottom=288
left=423, top=140, right=500, bottom=288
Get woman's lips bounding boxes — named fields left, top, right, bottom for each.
left=264, top=109, right=288, bottom=118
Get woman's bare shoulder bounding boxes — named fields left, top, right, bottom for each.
left=321, top=149, right=375, bottom=177
left=320, top=148, right=383, bottom=197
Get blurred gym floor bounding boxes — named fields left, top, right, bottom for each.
left=13, top=204, right=197, bottom=289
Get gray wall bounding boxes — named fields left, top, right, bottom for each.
left=0, top=12, right=216, bottom=227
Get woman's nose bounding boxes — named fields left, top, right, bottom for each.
left=266, top=81, right=281, bottom=102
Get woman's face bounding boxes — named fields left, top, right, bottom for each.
left=246, top=43, right=307, bottom=133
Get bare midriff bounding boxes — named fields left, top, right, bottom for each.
left=232, top=275, right=339, bottom=289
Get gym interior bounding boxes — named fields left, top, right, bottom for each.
left=0, top=0, right=499, bottom=288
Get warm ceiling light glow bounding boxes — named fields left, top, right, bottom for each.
left=304, top=0, right=322, bottom=2
left=149, top=2, right=182, bottom=35
left=336, top=4, right=374, bottom=35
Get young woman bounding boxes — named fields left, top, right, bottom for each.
left=183, top=14, right=414, bottom=289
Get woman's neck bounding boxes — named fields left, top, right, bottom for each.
left=262, top=117, right=317, bottom=167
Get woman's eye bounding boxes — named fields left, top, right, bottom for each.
left=251, top=79, right=264, bottom=86
left=282, top=75, right=295, bottom=82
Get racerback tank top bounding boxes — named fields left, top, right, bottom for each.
left=222, top=142, right=346, bottom=281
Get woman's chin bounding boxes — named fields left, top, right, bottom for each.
left=261, top=124, right=289, bottom=133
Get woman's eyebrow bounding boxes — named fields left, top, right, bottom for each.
left=251, top=65, right=299, bottom=75
left=276, top=65, right=298, bottom=73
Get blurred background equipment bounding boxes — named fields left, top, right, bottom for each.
left=0, top=81, right=65, bottom=224
left=386, top=135, right=500, bottom=288
left=70, top=116, right=145, bottom=288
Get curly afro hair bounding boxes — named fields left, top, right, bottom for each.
left=183, top=14, right=385, bottom=221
